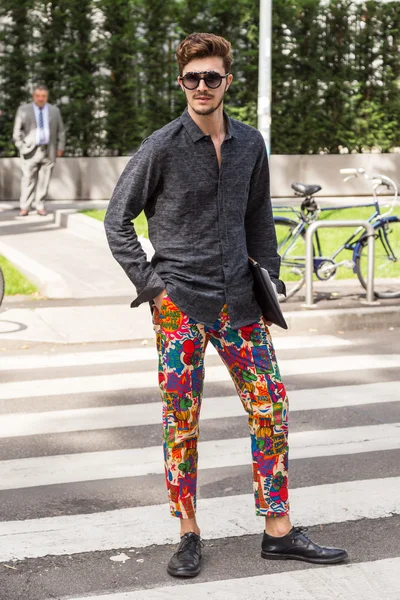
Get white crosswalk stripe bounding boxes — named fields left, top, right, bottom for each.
left=68, top=557, right=400, bottom=600
left=1, top=353, right=400, bottom=400
left=0, top=335, right=352, bottom=371
left=1, top=423, right=399, bottom=490
left=1, top=477, right=399, bottom=562
left=0, top=332, right=399, bottom=599
left=0, top=381, right=396, bottom=438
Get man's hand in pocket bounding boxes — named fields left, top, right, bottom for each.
left=153, top=289, right=167, bottom=311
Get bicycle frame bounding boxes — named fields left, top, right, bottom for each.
left=275, top=189, right=397, bottom=275
left=275, top=169, right=399, bottom=302
left=318, top=204, right=378, bottom=272
left=277, top=200, right=380, bottom=272
left=353, top=214, right=400, bottom=266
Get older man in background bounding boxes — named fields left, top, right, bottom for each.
left=13, top=84, right=65, bottom=216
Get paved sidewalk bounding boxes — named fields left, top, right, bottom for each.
left=1, top=287, right=399, bottom=346
left=0, top=201, right=136, bottom=298
left=1, top=200, right=399, bottom=345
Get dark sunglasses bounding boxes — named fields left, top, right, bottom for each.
left=179, top=70, right=230, bottom=90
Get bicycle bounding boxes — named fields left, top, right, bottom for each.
left=273, top=168, right=400, bottom=301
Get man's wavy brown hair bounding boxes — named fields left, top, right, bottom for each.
left=176, top=33, right=233, bottom=75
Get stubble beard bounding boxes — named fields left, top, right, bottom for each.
left=190, top=94, right=225, bottom=116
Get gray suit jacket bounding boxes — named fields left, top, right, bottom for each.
left=13, top=102, right=66, bottom=162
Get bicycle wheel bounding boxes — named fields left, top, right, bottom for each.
left=0, top=267, right=4, bottom=307
left=274, top=217, right=307, bottom=301
left=356, top=219, right=400, bottom=299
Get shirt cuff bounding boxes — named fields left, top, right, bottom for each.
left=271, top=278, right=287, bottom=297
left=130, top=271, right=166, bottom=308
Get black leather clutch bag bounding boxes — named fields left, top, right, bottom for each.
left=248, top=257, right=288, bottom=330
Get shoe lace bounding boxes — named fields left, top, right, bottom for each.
left=292, top=527, right=310, bottom=544
left=293, top=526, right=309, bottom=538
left=177, top=535, right=204, bottom=557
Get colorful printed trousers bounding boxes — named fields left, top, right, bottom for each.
left=153, top=296, right=289, bottom=520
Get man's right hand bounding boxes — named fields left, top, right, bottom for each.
left=153, top=289, right=167, bottom=311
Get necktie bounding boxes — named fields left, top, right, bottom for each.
left=38, top=108, right=45, bottom=145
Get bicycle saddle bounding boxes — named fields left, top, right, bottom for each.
left=291, top=182, right=322, bottom=196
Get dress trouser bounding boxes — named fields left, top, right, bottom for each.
left=20, top=146, right=54, bottom=211
left=153, top=295, right=290, bottom=520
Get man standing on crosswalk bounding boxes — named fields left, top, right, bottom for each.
left=13, top=84, right=65, bottom=217
left=105, top=32, right=348, bottom=578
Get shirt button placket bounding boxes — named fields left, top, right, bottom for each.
left=220, top=145, right=230, bottom=274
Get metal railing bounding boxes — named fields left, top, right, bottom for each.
left=302, top=220, right=376, bottom=308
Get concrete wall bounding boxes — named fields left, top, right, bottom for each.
left=271, top=153, right=399, bottom=198
left=0, top=156, right=131, bottom=202
left=1, top=153, right=399, bottom=201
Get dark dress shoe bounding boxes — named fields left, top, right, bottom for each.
left=167, top=532, right=203, bottom=578
left=19, top=210, right=29, bottom=216
left=261, top=527, right=348, bottom=564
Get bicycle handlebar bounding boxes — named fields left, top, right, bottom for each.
left=339, top=168, right=398, bottom=217
left=372, top=174, right=393, bottom=189
left=339, top=168, right=361, bottom=176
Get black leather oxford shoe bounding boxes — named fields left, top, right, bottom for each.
left=167, top=532, right=203, bottom=577
left=261, top=527, right=348, bottom=564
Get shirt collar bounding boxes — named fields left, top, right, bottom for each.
left=180, top=107, right=235, bottom=143
left=33, top=103, right=47, bottom=111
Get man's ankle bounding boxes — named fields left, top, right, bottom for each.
left=179, top=516, right=200, bottom=537
left=180, top=528, right=201, bottom=537
left=264, top=516, right=292, bottom=538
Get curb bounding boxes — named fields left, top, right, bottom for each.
left=0, top=209, right=153, bottom=300
left=0, top=240, right=70, bottom=298
left=0, top=207, right=83, bottom=299
left=58, top=211, right=106, bottom=244
left=1, top=302, right=398, bottom=345
left=59, top=210, right=155, bottom=259
left=1, top=208, right=398, bottom=335
left=0, top=208, right=101, bottom=300
left=282, top=305, right=400, bottom=335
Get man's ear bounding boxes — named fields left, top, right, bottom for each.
left=177, top=76, right=184, bottom=92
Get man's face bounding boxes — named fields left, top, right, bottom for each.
left=179, top=56, right=232, bottom=116
left=33, top=89, right=48, bottom=108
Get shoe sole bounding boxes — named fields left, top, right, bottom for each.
left=261, top=550, right=348, bottom=564
left=167, top=565, right=201, bottom=578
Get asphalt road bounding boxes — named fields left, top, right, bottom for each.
left=0, top=328, right=399, bottom=600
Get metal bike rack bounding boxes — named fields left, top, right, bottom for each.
left=302, top=220, right=377, bottom=308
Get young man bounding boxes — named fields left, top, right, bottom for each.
left=105, top=33, right=347, bottom=578
left=13, top=84, right=65, bottom=217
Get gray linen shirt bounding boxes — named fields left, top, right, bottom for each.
left=105, top=108, right=284, bottom=329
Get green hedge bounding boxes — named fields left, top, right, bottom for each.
left=0, top=0, right=399, bottom=156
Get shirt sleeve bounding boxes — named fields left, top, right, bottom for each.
left=104, top=138, right=166, bottom=306
left=12, top=106, right=25, bottom=151
left=245, top=135, right=286, bottom=295
left=56, top=108, right=66, bottom=151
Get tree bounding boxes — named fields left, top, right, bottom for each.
left=1, top=0, right=399, bottom=156
left=136, top=0, right=178, bottom=140
left=0, top=1, right=33, bottom=156
left=98, top=0, right=141, bottom=155
left=60, top=0, right=99, bottom=156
